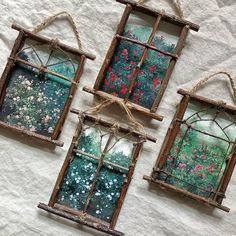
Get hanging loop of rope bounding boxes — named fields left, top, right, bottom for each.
left=137, top=0, right=184, bottom=19
left=190, top=71, right=236, bottom=104
left=32, top=11, right=83, bottom=50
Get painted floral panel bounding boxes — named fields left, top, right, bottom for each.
left=100, top=40, right=144, bottom=98
left=159, top=101, right=236, bottom=199
left=0, top=64, right=70, bottom=137
left=129, top=50, right=172, bottom=109
left=0, top=40, right=80, bottom=137
left=151, top=21, right=180, bottom=53
left=100, top=24, right=178, bottom=109
left=123, top=24, right=152, bottom=43
left=57, top=126, right=133, bottom=222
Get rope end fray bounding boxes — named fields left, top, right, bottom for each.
left=174, top=0, right=184, bottom=19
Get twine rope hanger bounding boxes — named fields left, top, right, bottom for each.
left=190, top=71, right=236, bottom=104
left=83, top=0, right=185, bottom=137
left=138, top=0, right=184, bottom=19
left=32, top=11, right=83, bottom=50
left=83, top=98, right=147, bottom=137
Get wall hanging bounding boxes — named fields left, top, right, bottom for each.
left=144, top=72, right=236, bottom=212
left=0, top=12, right=95, bottom=146
left=83, top=0, right=199, bottom=121
left=38, top=109, right=156, bottom=236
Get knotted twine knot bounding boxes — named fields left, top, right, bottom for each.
left=49, top=38, right=60, bottom=49
left=39, top=65, right=46, bottom=74
left=216, top=100, right=227, bottom=110
left=110, top=122, right=120, bottom=136
left=84, top=98, right=147, bottom=140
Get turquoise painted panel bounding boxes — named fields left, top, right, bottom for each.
left=57, top=128, right=102, bottom=210
left=57, top=153, right=98, bottom=211
left=159, top=101, right=236, bottom=199
left=123, top=24, right=152, bottom=43
left=0, top=64, right=70, bottom=137
left=57, top=127, right=133, bottom=222
left=77, top=128, right=103, bottom=157
left=151, top=34, right=176, bottom=53
left=104, top=138, right=133, bottom=168
left=19, top=43, right=79, bottom=87
left=46, top=50, right=78, bottom=80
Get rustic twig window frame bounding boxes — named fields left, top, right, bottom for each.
left=83, top=0, right=200, bottom=121
left=144, top=89, right=236, bottom=212
left=38, top=109, right=156, bottom=236
left=0, top=24, right=95, bottom=146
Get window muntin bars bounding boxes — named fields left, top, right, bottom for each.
left=84, top=0, right=200, bottom=121
left=38, top=110, right=156, bottom=236
left=0, top=24, right=95, bottom=146
left=144, top=89, right=236, bottom=212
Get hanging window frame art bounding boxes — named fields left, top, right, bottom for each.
left=83, top=0, right=200, bottom=121
left=0, top=24, right=95, bottom=146
left=38, top=109, right=156, bottom=236
left=144, top=89, right=236, bottom=212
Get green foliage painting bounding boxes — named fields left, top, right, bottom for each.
left=159, top=101, right=236, bottom=199
left=0, top=42, right=79, bottom=137
left=57, top=127, right=133, bottom=223
left=100, top=24, right=176, bottom=109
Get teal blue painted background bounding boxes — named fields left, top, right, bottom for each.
left=57, top=128, right=132, bottom=223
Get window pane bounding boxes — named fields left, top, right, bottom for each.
left=77, top=127, right=107, bottom=157
left=57, top=153, right=98, bottom=211
left=129, top=49, right=171, bottom=109
left=86, top=135, right=133, bottom=222
left=46, top=49, right=79, bottom=80
left=0, top=63, right=70, bottom=136
left=151, top=21, right=181, bottom=53
left=159, top=101, right=236, bottom=199
left=19, top=39, right=80, bottom=80
left=104, top=137, right=133, bottom=169
left=86, top=166, right=127, bottom=223
left=100, top=40, right=144, bottom=98
left=123, top=11, right=156, bottom=43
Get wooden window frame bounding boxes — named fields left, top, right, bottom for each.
left=83, top=0, right=200, bottom=121
left=0, top=24, right=95, bottom=147
left=38, top=109, right=156, bottom=236
left=144, top=89, right=236, bottom=212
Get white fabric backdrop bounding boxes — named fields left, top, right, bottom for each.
left=0, top=0, right=235, bottom=235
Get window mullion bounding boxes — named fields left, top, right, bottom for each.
left=116, top=35, right=178, bottom=59
left=82, top=132, right=114, bottom=213
left=10, top=56, right=74, bottom=84
left=74, top=149, right=129, bottom=172
left=123, top=14, right=162, bottom=102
